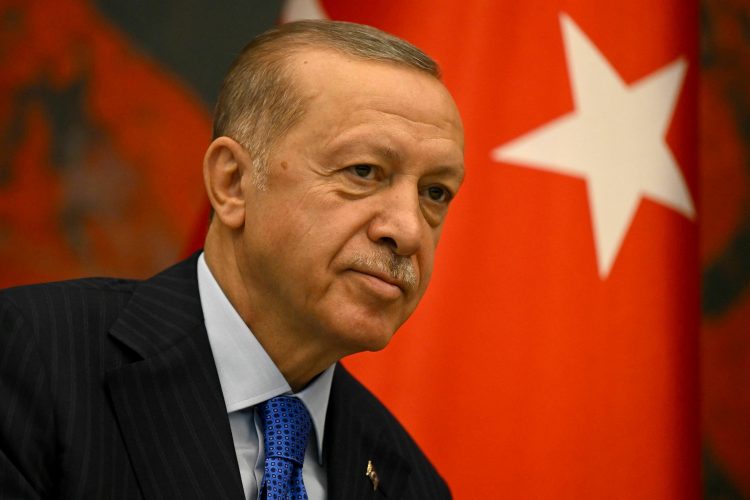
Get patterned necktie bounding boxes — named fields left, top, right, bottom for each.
left=259, top=396, right=312, bottom=500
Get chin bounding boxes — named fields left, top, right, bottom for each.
left=325, top=315, right=401, bottom=356
left=314, top=295, right=414, bottom=356
left=356, top=330, right=394, bottom=353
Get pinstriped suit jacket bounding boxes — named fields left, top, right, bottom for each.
left=0, top=254, right=450, bottom=499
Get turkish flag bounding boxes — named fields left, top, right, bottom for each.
left=288, top=0, right=700, bottom=497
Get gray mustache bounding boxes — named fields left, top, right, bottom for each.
left=351, top=252, right=417, bottom=289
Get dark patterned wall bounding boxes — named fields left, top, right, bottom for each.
left=0, top=0, right=280, bottom=286
left=701, top=1, right=750, bottom=498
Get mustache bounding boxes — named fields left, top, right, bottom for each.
left=350, top=251, right=418, bottom=290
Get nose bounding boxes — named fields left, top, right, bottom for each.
left=367, top=182, right=423, bottom=256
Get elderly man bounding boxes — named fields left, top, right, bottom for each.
left=0, top=20, right=463, bottom=499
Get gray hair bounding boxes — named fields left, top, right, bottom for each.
left=212, top=19, right=441, bottom=188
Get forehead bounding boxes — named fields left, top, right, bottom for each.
left=283, top=48, right=464, bottom=155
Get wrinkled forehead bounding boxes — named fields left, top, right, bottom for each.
left=285, top=48, right=464, bottom=140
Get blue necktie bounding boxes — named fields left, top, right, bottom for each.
left=259, top=396, right=312, bottom=500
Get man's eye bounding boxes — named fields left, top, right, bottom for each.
left=425, top=186, right=450, bottom=203
left=350, top=164, right=374, bottom=179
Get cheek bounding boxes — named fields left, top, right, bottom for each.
left=259, top=207, right=364, bottom=288
left=418, top=234, right=440, bottom=280
left=315, top=204, right=373, bottom=248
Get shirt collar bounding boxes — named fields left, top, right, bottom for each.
left=197, top=253, right=333, bottom=462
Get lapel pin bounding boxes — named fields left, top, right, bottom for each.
left=366, top=460, right=379, bottom=491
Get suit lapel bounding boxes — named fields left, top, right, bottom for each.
left=105, top=255, right=244, bottom=500
left=325, top=365, right=412, bottom=499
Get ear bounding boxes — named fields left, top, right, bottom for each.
left=203, top=136, right=253, bottom=229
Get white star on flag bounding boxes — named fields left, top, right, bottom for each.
left=491, top=13, right=695, bottom=279
left=281, top=0, right=328, bottom=22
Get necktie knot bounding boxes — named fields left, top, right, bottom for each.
left=259, top=396, right=312, bottom=499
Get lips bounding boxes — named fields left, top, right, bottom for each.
left=352, top=266, right=408, bottom=292
left=349, top=269, right=405, bottom=300
left=348, top=252, right=418, bottom=295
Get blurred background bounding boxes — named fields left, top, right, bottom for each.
left=0, top=0, right=747, bottom=497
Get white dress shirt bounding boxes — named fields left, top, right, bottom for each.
left=197, top=253, right=334, bottom=500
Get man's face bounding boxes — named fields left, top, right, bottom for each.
left=236, top=49, right=464, bottom=359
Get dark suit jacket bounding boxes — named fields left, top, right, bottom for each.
left=0, top=255, right=450, bottom=499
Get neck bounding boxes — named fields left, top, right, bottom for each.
left=203, top=225, right=341, bottom=391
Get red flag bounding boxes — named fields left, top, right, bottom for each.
left=290, top=0, right=700, bottom=497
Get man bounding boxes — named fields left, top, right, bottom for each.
left=0, top=20, right=464, bottom=499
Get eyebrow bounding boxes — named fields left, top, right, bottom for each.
left=371, top=144, right=402, bottom=164
left=429, top=164, right=465, bottom=179
left=329, top=138, right=463, bottom=180
left=365, top=146, right=463, bottom=183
